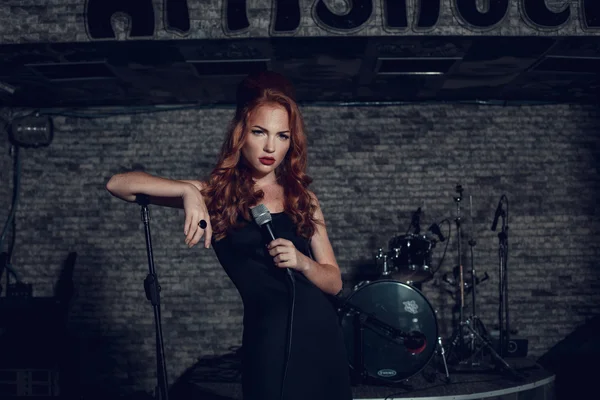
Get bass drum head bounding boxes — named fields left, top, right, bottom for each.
left=340, top=280, right=438, bottom=383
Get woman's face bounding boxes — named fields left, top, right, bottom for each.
left=241, top=103, right=291, bottom=179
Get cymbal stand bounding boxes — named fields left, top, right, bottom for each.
left=492, top=195, right=510, bottom=357
left=446, top=193, right=521, bottom=379
left=459, top=196, right=490, bottom=367
left=445, top=185, right=467, bottom=361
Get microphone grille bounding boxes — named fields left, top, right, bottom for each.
left=250, top=204, right=272, bottom=226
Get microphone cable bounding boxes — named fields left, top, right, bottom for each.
left=280, top=268, right=295, bottom=400
left=280, top=239, right=314, bottom=400
left=249, top=203, right=298, bottom=400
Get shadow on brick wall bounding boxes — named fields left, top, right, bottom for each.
left=0, top=252, right=74, bottom=396
left=58, top=246, right=155, bottom=399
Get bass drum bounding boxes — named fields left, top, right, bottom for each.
left=340, top=280, right=438, bottom=383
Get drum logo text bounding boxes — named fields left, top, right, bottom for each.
left=377, top=369, right=398, bottom=378
left=403, top=300, right=419, bottom=314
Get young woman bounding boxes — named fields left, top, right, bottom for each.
left=106, top=71, right=352, bottom=400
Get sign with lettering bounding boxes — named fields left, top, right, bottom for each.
left=1, top=1, right=599, bottom=44
left=83, top=0, right=600, bottom=40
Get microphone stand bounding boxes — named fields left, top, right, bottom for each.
left=465, top=193, right=485, bottom=366
left=496, top=197, right=509, bottom=357
left=137, top=195, right=169, bottom=400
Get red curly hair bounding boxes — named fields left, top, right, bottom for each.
left=202, top=71, right=318, bottom=241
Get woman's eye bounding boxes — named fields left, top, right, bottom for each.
left=251, top=130, right=264, bottom=135
left=278, top=133, right=290, bottom=140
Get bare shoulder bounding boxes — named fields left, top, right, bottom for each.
left=307, top=190, right=321, bottom=207
left=307, top=190, right=326, bottom=223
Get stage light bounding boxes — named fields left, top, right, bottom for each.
left=0, top=80, right=16, bottom=95
left=9, top=113, right=53, bottom=148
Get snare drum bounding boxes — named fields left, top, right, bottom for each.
left=339, top=280, right=438, bottom=383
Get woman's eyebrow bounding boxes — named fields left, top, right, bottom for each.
left=252, top=125, right=290, bottom=134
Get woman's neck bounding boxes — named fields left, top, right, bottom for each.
left=252, top=173, right=278, bottom=189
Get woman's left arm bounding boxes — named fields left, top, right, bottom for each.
left=268, top=194, right=343, bottom=295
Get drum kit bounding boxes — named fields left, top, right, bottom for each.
left=337, top=185, right=520, bottom=386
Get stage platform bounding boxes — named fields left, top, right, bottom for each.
left=171, top=355, right=555, bottom=400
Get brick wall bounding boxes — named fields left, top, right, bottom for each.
left=0, top=103, right=599, bottom=395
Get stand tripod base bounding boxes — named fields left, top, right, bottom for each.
left=447, top=318, right=525, bottom=381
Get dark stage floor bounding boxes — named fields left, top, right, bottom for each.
left=170, top=354, right=555, bottom=400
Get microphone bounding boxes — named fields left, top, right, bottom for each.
left=491, top=196, right=504, bottom=232
left=250, top=204, right=293, bottom=279
left=250, top=204, right=276, bottom=241
left=342, top=301, right=427, bottom=354
left=428, top=223, right=445, bottom=242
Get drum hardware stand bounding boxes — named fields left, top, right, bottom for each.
left=452, top=235, right=490, bottom=368
left=449, top=316, right=523, bottom=378
left=423, top=337, right=451, bottom=383
left=137, top=195, right=170, bottom=400
left=460, top=194, right=489, bottom=368
left=491, top=195, right=510, bottom=357
left=436, top=337, right=451, bottom=381
left=445, top=193, right=522, bottom=380
left=446, top=187, right=486, bottom=366
left=376, top=248, right=393, bottom=279
left=445, top=295, right=522, bottom=379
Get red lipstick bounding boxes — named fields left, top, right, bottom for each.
left=259, top=157, right=275, bottom=166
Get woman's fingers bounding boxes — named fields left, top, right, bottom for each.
left=204, top=223, right=213, bottom=249
left=184, top=213, right=210, bottom=248
left=188, top=220, right=205, bottom=248
left=269, top=242, right=299, bottom=268
left=267, top=239, right=291, bottom=252
left=275, top=254, right=289, bottom=263
left=268, top=244, right=286, bottom=257
left=184, top=216, right=196, bottom=245
left=184, top=215, right=194, bottom=242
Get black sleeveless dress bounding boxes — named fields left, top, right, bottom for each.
left=212, top=212, right=353, bottom=400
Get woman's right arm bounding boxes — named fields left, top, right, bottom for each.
left=106, top=171, right=212, bottom=248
